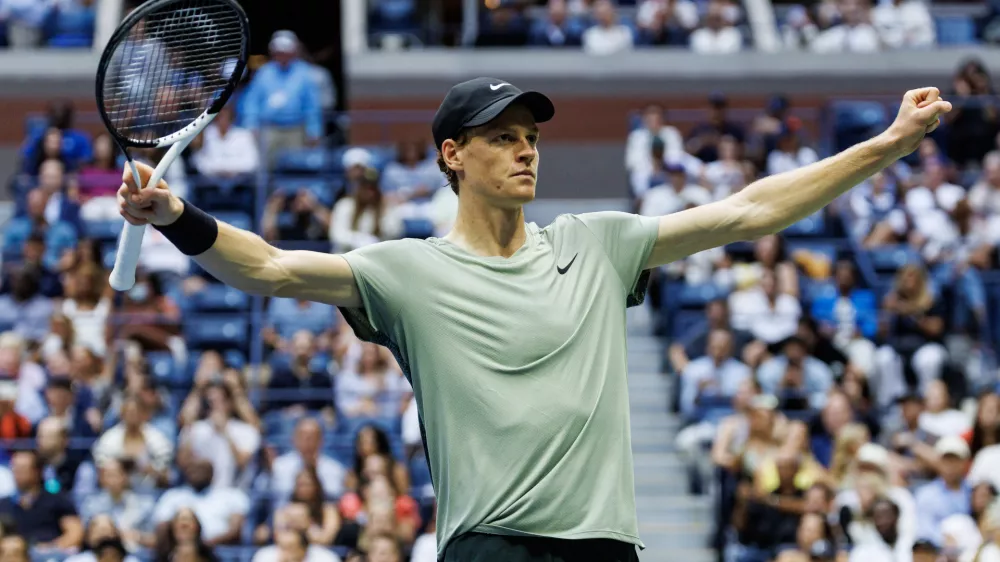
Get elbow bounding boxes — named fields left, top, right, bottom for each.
left=726, top=192, right=778, bottom=241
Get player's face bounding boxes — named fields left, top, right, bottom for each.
left=459, top=105, right=540, bottom=208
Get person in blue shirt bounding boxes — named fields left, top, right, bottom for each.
left=240, top=30, right=323, bottom=169
left=914, top=436, right=972, bottom=547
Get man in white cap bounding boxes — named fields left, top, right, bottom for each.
left=913, top=436, right=972, bottom=547
left=241, top=30, right=323, bottom=168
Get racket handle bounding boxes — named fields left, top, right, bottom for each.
left=109, top=222, right=146, bottom=292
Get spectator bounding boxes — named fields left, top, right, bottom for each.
left=61, top=264, right=110, bottom=359
left=766, top=121, right=818, bottom=176
left=846, top=496, right=908, bottom=561
left=582, top=0, right=634, bottom=55
left=36, top=159, right=81, bottom=230
left=835, top=444, right=917, bottom=548
left=64, top=515, right=140, bottom=562
left=810, top=260, right=878, bottom=368
left=807, top=391, right=856, bottom=468
left=79, top=459, right=156, bottom=550
left=871, top=0, right=935, bottom=49
left=345, top=426, right=410, bottom=496
left=970, top=437, right=1000, bottom=493
left=262, top=188, right=332, bottom=243
left=811, top=0, right=881, bottom=53
left=945, top=59, right=999, bottom=168
left=773, top=512, right=837, bottom=562
left=4, top=188, right=77, bottom=272
left=43, top=376, right=101, bottom=438
left=264, top=297, right=339, bottom=354
left=473, top=3, right=530, bottom=47
left=265, top=331, right=335, bottom=416
left=152, top=508, right=219, bottom=562
left=734, top=451, right=812, bottom=561
left=874, top=263, right=947, bottom=403
left=114, top=270, right=182, bottom=356
left=92, top=396, right=174, bottom=490
left=678, top=329, right=751, bottom=421
left=179, top=382, right=261, bottom=489
left=635, top=0, right=698, bottom=46
left=152, top=461, right=249, bottom=547
left=271, top=418, right=347, bottom=503
left=0, top=379, right=31, bottom=442
left=77, top=134, right=122, bottom=222
left=0, top=335, right=45, bottom=425
left=967, top=390, right=1000, bottom=457
left=914, top=436, right=971, bottom=546
left=365, top=533, right=403, bottom=562
left=21, top=100, right=93, bottom=169
left=0, top=450, right=83, bottom=549
left=241, top=30, right=322, bottom=167
left=283, top=477, right=342, bottom=547
left=36, top=416, right=88, bottom=493
left=686, top=92, right=745, bottom=163
left=701, top=135, right=751, bottom=201
left=730, top=268, right=802, bottom=351
left=24, top=127, right=70, bottom=175
left=757, top=336, right=834, bottom=410
left=10, top=233, right=64, bottom=298
left=179, top=359, right=260, bottom=434
left=339, top=474, right=420, bottom=547
left=336, top=343, right=410, bottom=421
left=638, top=162, right=712, bottom=217
left=0, top=266, right=54, bottom=343
left=669, top=299, right=753, bottom=375
left=881, top=391, right=933, bottom=462
left=625, top=104, right=684, bottom=177
left=251, top=504, right=342, bottom=562
left=690, top=0, right=742, bottom=54
left=409, top=507, right=436, bottom=562
left=381, top=140, right=446, bottom=203
left=969, top=152, right=1000, bottom=216
left=329, top=169, right=402, bottom=252
left=192, top=106, right=259, bottom=178
left=528, top=0, right=585, bottom=47
left=918, top=380, right=970, bottom=439
left=0, top=535, right=29, bottom=562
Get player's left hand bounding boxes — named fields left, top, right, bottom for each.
left=885, top=87, right=953, bottom=157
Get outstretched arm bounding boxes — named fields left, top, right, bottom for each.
left=645, top=87, right=952, bottom=269
left=117, top=162, right=361, bottom=307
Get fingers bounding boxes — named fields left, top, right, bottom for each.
left=906, top=86, right=941, bottom=106
left=117, top=188, right=156, bottom=225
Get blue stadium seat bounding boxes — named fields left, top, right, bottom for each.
left=275, top=149, right=341, bottom=175
left=82, top=219, right=125, bottom=242
left=936, top=16, right=976, bottom=45
left=782, top=211, right=826, bottom=237
left=402, top=219, right=435, bottom=239
left=183, top=315, right=249, bottom=350
left=146, top=352, right=184, bottom=386
left=868, top=245, right=922, bottom=273
left=671, top=310, right=705, bottom=341
left=831, top=101, right=888, bottom=152
left=675, top=283, right=728, bottom=309
left=187, top=284, right=250, bottom=312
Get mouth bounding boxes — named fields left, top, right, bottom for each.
left=513, top=171, right=536, bottom=179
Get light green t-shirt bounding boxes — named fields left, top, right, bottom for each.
left=339, top=211, right=659, bottom=558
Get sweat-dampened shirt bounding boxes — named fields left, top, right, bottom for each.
left=339, top=211, right=659, bottom=558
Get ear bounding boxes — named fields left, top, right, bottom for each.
left=440, top=139, right=464, bottom=174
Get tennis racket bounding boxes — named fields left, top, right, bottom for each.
left=96, top=0, right=249, bottom=291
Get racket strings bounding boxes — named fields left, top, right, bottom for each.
left=102, top=0, right=244, bottom=143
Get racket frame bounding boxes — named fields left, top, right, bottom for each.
left=94, top=0, right=249, bottom=292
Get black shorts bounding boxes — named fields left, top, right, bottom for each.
left=442, top=532, right=641, bottom=562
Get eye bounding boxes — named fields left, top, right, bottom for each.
left=497, top=133, right=514, bottom=143
left=527, top=134, right=539, bottom=145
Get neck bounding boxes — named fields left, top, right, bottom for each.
left=944, top=478, right=963, bottom=490
left=124, top=424, right=142, bottom=436
left=109, top=489, right=125, bottom=501
left=445, top=196, right=527, bottom=258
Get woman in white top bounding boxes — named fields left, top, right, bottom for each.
left=329, top=169, right=402, bottom=253
left=62, top=264, right=111, bottom=358
left=93, top=397, right=174, bottom=491
left=179, top=378, right=261, bottom=489
left=64, top=514, right=141, bottom=562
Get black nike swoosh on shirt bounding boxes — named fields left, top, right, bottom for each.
left=557, top=253, right=578, bottom=275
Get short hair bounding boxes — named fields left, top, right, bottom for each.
left=436, top=130, right=471, bottom=195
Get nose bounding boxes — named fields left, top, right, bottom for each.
left=515, top=137, right=536, bottom=163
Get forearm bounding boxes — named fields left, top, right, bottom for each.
left=735, top=133, right=899, bottom=238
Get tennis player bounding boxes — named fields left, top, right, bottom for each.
left=118, top=78, right=950, bottom=562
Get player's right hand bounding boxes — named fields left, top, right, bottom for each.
left=117, top=161, right=184, bottom=226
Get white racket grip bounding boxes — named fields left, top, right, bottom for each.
left=109, top=222, right=146, bottom=291
left=109, top=142, right=187, bottom=292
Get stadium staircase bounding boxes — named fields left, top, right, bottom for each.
left=626, top=305, right=713, bottom=562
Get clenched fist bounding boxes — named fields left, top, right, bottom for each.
left=117, top=161, right=185, bottom=226
left=884, top=87, right=953, bottom=158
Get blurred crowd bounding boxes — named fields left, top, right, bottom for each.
left=636, top=58, right=1000, bottom=561
left=0, top=0, right=95, bottom=49
left=376, top=0, right=1000, bottom=53
left=0, top=27, right=446, bottom=562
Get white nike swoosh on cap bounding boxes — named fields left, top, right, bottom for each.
left=490, top=83, right=510, bottom=90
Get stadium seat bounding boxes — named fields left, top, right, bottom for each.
left=82, top=219, right=126, bottom=242
left=183, top=315, right=249, bottom=350
left=782, top=212, right=826, bottom=237
left=868, top=245, right=921, bottom=273
left=936, top=16, right=976, bottom=45
left=671, top=310, right=705, bottom=341
left=271, top=175, right=344, bottom=207
left=831, top=101, right=888, bottom=153
left=274, top=148, right=342, bottom=175
left=675, top=283, right=728, bottom=309
left=402, top=219, right=435, bottom=239
left=146, top=352, right=182, bottom=386
left=187, top=283, right=250, bottom=312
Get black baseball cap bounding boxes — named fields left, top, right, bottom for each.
left=432, top=77, right=555, bottom=150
